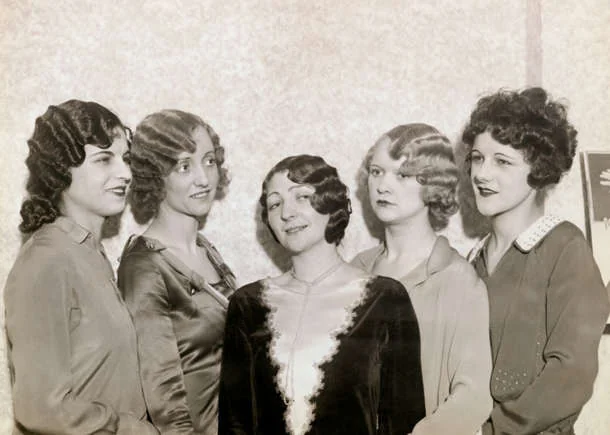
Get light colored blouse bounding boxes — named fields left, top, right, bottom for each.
left=353, top=236, right=492, bottom=435
left=4, top=217, right=152, bottom=434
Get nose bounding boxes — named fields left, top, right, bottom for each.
left=116, top=156, right=132, bottom=184
left=280, top=199, right=296, bottom=221
left=192, top=163, right=209, bottom=187
left=472, top=159, right=492, bottom=184
left=375, top=172, right=391, bottom=194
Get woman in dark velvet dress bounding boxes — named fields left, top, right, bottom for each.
left=219, top=155, right=425, bottom=435
left=117, top=110, right=237, bottom=434
left=462, top=87, right=610, bottom=435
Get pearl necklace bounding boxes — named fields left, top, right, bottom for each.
left=289, top=260, right=344, bottom=288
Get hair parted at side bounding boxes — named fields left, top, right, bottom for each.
left=259, top=154, right=352, bottom=245
left=461, top=87, right=578, bottom=189
left=128, top=109, right=230, bottom=224
left=360, top=123, right=459, bottom=231
left=19, top=100, right=128, bottom=234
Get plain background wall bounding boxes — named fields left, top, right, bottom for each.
left=0, top=1, right=608, bottom=433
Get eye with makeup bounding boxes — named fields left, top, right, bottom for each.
left=495, top=156, right=512, bottom=166
left=468, top=151, right=483, bottom=165
left=368, top=166, right=383, bottom=177
left=122, top=151, right=132, bottom=165
left=266, top=196, right=281, bottom=211
left=203, top=154, right=217, bottom=167
left=175, top=159, right=191, bottom=174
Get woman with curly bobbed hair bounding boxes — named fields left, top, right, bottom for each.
left=463, top=87, right=609, bottom=435
left=116, top=109, right=236, bottom=434
left=3, top=100, right=158, bottom=434
left=352, top=124, right=492, bottom=435
left=219, top=154, right=425, bottom=434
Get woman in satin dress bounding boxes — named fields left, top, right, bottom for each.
left=117, top=109, right=237, bottom=434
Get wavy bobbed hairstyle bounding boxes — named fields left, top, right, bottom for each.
left=128, top=110, right=230, bottom=224
left=19, top=100, right=129, bottom=234
left=461, top=87, right=577, bottom=189
left=260, top=155, right=352, bottom=246
left=360, top=123, right=459, bottom=231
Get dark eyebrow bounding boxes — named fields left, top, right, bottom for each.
left=90, top=149, right=113, bottom=157
left=494, top=152, right=517, bottom=160
left=288, top=184, right=313, bottom=192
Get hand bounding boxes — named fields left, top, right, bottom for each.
left=601, top=169, right=610, bottom=187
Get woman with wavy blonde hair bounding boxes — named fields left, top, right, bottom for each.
left=352, top=123, right=492, bottom=435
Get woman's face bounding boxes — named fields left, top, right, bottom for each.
left=265, top=171, right=330, bottom=254
left=367, top=137, right=427, bottom=226
left=61, top=128, right=131, bottom=226
left=469, top=131, right=536, bottom=217
left=162, top=126, right=219, bottom=219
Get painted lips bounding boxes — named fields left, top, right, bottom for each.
left=284, top=224, right=308, bottom=234
left=476, top=186, right=498, bottom=197
left=107, top=185, right=127, bottom=196
left=190, top=190, right=211, bottom=199
left=375, top=199, right=395, bottom=207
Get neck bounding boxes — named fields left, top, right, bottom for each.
left=383, top=210, right=437, bottom=261
left=147, top=205, right=202, bottom=251
left=59, top=207, right=104, bottom=243
left=291, top=241, right=343, bottom=283
left=490, top=191, right=544, bottom=251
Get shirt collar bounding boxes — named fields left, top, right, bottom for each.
left=53, top=216, right=92, bottom=244
left=401, top=236, right=455, bottom=289
left=467, top=214, right=563, bottom=263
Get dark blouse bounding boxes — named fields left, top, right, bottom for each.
left=219, top=275, right=425, bottom=435
left=469, top=216, right=610, bottom=435
left=117, top=234, right=237, bottom=435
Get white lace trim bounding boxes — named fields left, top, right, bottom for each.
left=262, top=278, right=370, bottom=435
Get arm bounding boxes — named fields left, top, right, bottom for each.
left=377, top=279, right=426, bottom=435
left=218, top=293, right=254, bottom=435
left=117, top=255, right=194, bottom=434
left=5, top=253, right=120, bottom=434
left=489, top=236, right=610, bottom=434
left=412, top=271, right=492, bottom=435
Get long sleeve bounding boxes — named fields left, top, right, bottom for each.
left=489, top=236, right=610, bottom=434
left=218, top=293, right=254, bottom=435
left=5, top=251, right=120, bottom=434
left=412, top=271, right=492, bottom=435
left=118, top=255, right=195, bottom=434
left=378, top=280, right=426, bottom=435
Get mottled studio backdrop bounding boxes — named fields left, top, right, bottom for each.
left=0, top=1, right=609, bottom=433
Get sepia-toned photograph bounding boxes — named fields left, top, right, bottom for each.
left=1, top=1, right=609, bottom=434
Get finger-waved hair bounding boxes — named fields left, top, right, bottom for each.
left=260, top=155, right=351, bottom=245
left=20, top=100, right=128, bottom=234
left=360, top=123, right=459, bottom=231
left=129, top=110, right=230, bottom=224
left=461, top=87, right=577, bottom=189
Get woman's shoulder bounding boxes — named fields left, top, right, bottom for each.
left=519, top=218, right=586, bottom=257
left=117, top=235, right=167, bottom=274
left=350, top=245, right=383, bottom=272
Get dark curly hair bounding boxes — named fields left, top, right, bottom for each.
left=19, top=100, right=129, bottom=234
left=260, top=155, right=352, bottom=245
left=461, top=87, right=578, bottom=189
left=360, top=123, right=459, bottom=231
left=129, top=110, right=230, bottom=224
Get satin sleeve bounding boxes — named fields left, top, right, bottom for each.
left=218, top=291, right=254, bottom=435
left=377, top=278, right=426, bottom=435
left=118, top=253, right=195, bottom=434
left=489, top=235, right=609, bottom=434
left=5, top=249, right=120, bottom=434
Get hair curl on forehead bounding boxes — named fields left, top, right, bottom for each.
left=260, top=154, right=351, bottom=245
left=19, top=99, right=128, bottom=234
left=461, top=87, right=577, bottom=189
left=360, top=123, right=459, bottom=231
left=128, top=109, right=230, bottom=224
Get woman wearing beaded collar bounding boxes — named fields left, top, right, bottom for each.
left=219, top=154, right=425, bottom=434
left=463, top=87, right=609, bottom=435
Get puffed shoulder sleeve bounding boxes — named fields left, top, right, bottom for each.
left=4, top=248, right=121, bottom=434
left=117, top=252, right=194, bottom=434
left=490, top=231, right=610, bottom=434
left=376, top=277, right=426, bottom=435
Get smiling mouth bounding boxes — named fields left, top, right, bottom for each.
left=190, top=190, right=211, bottom=199
left=284, top=225, right=308, bottom=234
left=476, top=186, right=498, bottom=197
left=107, top=186, right=127, bottom=196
